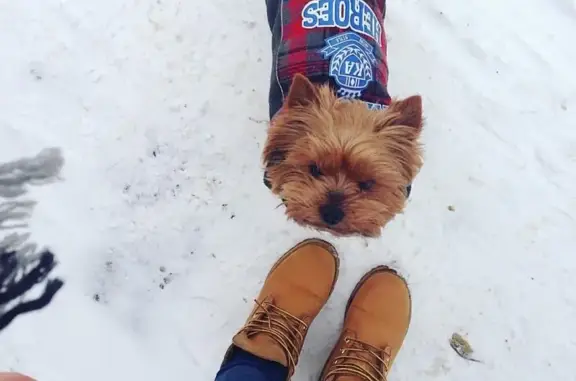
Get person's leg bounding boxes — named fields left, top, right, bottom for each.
left=319, top=266, right=411, bottom=381
left=215, top=346, right=287, bottom=381
left=216, top=239, right=339, bottom=381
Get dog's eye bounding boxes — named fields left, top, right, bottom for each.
left=309, top=163, right=323, bottom=178
left=359, top=180, right=375, bottom=191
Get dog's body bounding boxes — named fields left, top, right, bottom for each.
left=266, top=0, right=391, bottom=118
left=263, top=0, right=424, bottom=237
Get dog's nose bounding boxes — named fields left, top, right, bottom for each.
left=320, top=204, right=345, bottom=225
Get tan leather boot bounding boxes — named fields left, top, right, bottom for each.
left=320, top=266, right=411, bottom=381
left=224, top=238, right=339, bottom=379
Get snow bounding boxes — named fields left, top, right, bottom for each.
left=1, top=0, right=575, bottom=379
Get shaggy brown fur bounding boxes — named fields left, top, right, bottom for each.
left=263, top=74, right=424, bottom=237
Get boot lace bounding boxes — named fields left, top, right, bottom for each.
left=324, top=337, right=392, bottom=381
left=241, top=299, right=308, bottom=371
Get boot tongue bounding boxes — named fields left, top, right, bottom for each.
left=233, top=331, right=289, bottom=367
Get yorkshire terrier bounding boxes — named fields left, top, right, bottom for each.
left=262, top=0, right=424, bottom=237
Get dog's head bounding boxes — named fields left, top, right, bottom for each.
left=263, top=74, right=424, bottom=237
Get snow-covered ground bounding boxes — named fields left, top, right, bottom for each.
left=1, top=0, right=575, bottom=380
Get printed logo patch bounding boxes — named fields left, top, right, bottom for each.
left=301, top=0, right=383, bottom=46
left=364, top=101, right=387, bottom=110
left=340, top=98, right=388, bottom=110
left=321, top=32, right=377, bottom=98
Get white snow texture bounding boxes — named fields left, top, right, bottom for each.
left=1, top=0, right=575, bottom=380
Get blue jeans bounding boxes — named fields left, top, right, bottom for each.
left=215, top=346, right=289, bottom=381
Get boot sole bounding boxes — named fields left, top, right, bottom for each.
left=318, top=266, right=411, bottom=381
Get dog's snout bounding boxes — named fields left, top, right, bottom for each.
left=320, top=191, right=345, bottom=225
left=327, top=191, right=345, bottom=204
left=320, top=204, right=345, bottom=225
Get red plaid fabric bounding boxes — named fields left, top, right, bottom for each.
left=266, top=0, right=390, bottom=118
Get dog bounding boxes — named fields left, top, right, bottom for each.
left=262, top=0, right=424, bottom=237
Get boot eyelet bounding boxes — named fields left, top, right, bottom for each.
left=344, top=337, right=350, bottom=343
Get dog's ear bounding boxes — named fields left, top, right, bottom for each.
left=376, top=95, right=423, bottom=134
left=388, top=95, right=423, bottom=130
left=374, top=96, right=424, bottom=181
left=263, top=74, right=317, bottom=167
left=263, top=74, right=318, bottom=170
left=285, top=74, right=320, bottom=108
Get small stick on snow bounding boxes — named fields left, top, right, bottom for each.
left=449, top=333, right=483, bottom=363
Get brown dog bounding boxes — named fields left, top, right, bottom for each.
left=262, top=0, right=424, bottom=237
